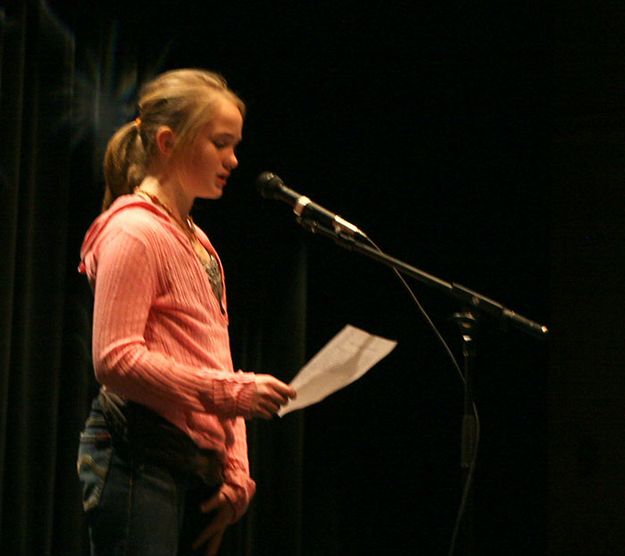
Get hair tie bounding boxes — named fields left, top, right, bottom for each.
left=134, top=117, right=142, bottom=128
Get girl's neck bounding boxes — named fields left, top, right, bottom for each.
left=136, top=174, right=193, bottom=222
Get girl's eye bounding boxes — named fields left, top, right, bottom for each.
left=213, top=140, right=227, bottom=149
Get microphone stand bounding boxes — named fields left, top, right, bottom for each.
left=297, top=216, right=548, bottom=338
left=451, top=310, right=478, bottom=556
left=296, top=216, right=548, bottom=555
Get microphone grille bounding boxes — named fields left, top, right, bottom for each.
left=256, top=172, right=283, bottom=199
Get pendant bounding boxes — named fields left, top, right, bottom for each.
left=202, top=255, right=225, bottom=314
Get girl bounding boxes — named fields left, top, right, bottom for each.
left=77, top=69, right=296, bottom=555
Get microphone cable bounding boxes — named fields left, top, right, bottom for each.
left=257, top=172, right=479, bottom=554
left=362, top=235, right=480, bottom=556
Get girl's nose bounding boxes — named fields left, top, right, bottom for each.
left=226, top=151, right=238, bottom=170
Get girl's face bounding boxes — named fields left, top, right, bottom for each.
left=182, top=96, right=243, bottom=200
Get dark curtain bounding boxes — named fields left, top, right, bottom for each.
left=0, top=1, right=306, bottom=554
left=0, top=0, right=77, bottom=553
left=548, top=1, right=625, bottom=553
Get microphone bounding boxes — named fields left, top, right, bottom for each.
left=256, top=172, right=366, bottom=238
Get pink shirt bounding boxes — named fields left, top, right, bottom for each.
left=79, top=194, right=256, bottom=520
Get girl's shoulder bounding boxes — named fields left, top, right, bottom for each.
left=102, top=195, right=176, bottom=240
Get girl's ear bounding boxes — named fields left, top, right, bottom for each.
left=155, top=126, right=176, bottom=157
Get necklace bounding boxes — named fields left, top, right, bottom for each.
left=135, top=189, right=194, bottom=235
left=135, top=189, right=225, bottom=314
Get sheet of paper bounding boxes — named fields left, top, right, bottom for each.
left=278, top=324, right=397, bottom=416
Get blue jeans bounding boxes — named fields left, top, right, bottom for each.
left=77, top=397, right=220, bottom=555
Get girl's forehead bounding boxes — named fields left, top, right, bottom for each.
left=205, top=100, right=243, bottom=134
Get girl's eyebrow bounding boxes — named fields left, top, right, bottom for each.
left=214, top=132, right=242, bottom=144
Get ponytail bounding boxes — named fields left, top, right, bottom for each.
left=102, top=120, right=146, bottom=211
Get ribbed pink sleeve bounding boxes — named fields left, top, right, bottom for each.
left=92, top=227, right=256, bottom=416
left=83, top=200, right=257, bottom=519
left=221, top=416, right=255, bottom=520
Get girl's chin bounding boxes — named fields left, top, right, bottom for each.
left=197, top=187, right=223, bottom=201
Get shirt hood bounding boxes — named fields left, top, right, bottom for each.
left=78, top=194, right=169, bottom=283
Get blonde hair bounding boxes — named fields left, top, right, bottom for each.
left=102, top=68, right=245, bottom=210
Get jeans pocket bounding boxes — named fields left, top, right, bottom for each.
left=77, top=417, right=114, bottom=513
